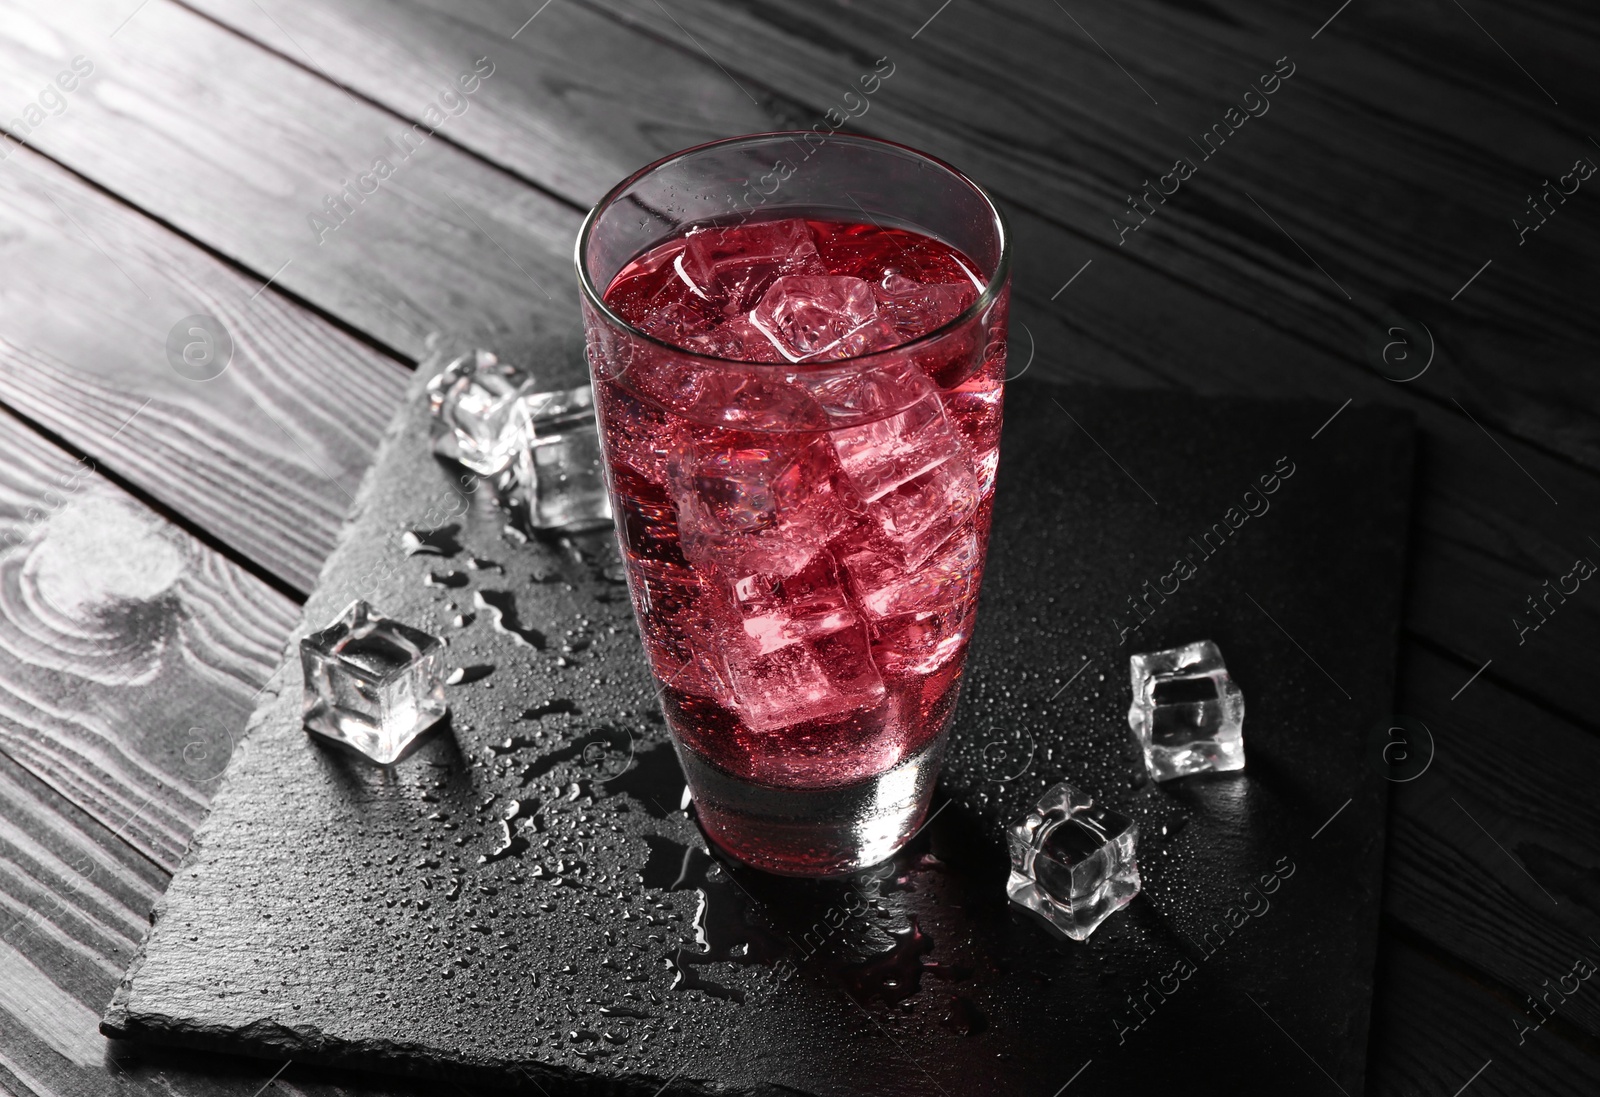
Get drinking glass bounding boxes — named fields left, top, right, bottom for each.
left=576, top=132, right=1009, bottom=875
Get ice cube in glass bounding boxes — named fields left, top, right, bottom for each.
left=718, top=553, right=885, bottom=733
left=749, top=274, right=898, bottom=362
left=679, top=217, right=823, bottom=312
left=667, top=435, right=845, bottom=576
left=1128, top=640, right=1245, bottom=781
left=426, top=349, right=536, bottom=475
left=1006, top=781, right=1140, bottom=941
left=300, top=601, right=447, bottom=764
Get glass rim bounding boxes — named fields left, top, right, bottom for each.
left=574, top=131, right=1012, bottom=369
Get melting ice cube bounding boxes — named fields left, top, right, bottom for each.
left=720, top=553, right=885, bottom=732
left=300, top=600, right=447, bottom=764
left=1127, top=640, right=1245, bottom=781
left=1006, top=781, right=1140, bottom=941
left=749, top=275, right=899, bottom=363
left=873, top=458, right=980, bottom=569
left=828, top=391, right=980, bottom=567
left=875, top=271, right=976, bottom=339
left=476, top=379, right=613, bottom=532
left=679, top=217, right=823, bottom=313
left=796, top=357, right=937, bottom=423
left=426, top=349, right=535, bottom=475
left=843, top=528, right=979, bottom=673
left=668, top=436, right=848, bottom=577
left=500, top=422, right=613, bottom=531
left=830, top=393, right=965, bottom=502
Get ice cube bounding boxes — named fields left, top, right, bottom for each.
left=632, top=276, right=725, bottom=348
left=426, top=349, right=536, bottom=475
left=680, top=218, right=823, bottom=313
left=300, top=600, right=447, bottom=764
left=500, top=424, right=613, bottom=531
left=874, top=457, right=980, bottom=568
left=618, top=350, right=826, bottom=431
left=943, top=372, right=1004, bottom=497
left=796, top=357, right=938, bottom=424
left=717, top=553, right=885, bottom=732
left=730, top=552, right=859, bottom=654
left=494, top=381, right=612, bottom=531
left=844, top=528, right=980, bottom=673
left=627, top=558, right=732, bottom=702
left=1006, top=781, right=1140, bottom=941
left=875, top=271, right=976, bottom=339
left=668, top=435, right=848, bottom=577
left=1127, top=640, right=1245, bottom=781
left=749, top=275, right=899, bottom=363
left=675, top=314, right=779, bottom=362
left=720, top=631, right=885, bottom=733
left=830, top=393, right=966, bottom=502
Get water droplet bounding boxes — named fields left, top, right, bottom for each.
left=598, top=1004, right=651, bottom=1019
left=446, top=664, right=494, bottom=685
left=941, top=995, right=987, bottom=1036
left=523, top=699, right=581, bottom=719
left=839, top=917, right=934, bottom=1007
left=474, top=589, right=546, bottom=648
left=402, top=525, right=462, bottom=557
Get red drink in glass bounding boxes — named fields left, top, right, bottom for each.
left=578, top=135, right=1009, bottom=875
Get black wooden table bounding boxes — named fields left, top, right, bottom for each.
left=0, top=2, right=1595, bottom=1095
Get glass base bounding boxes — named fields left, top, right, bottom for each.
left=675, top=731, right=949, bottom=877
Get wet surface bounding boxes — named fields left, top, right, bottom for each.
left=104, top=362, right=1413, bottom=1096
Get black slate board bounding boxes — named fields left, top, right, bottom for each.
left=103, top=357, right=1414, bottom=1097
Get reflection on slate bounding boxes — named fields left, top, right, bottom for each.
left=102, top=361, right=1414, bottom=1097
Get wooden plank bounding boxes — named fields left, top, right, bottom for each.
left=0, top=394, right=443, bottom=1097
left=0, top=145, right=406, bottom=592
left=0, top=0, right=582, bottom=591
left=0, top=0, right=585, bottom=365
left=1367, top=929, right=1600, bottom=1096
left=177, top=0, right=800, bottom=208
left=0, top=750, right=165, bottom=1097
left=1384, top=644, right=1600, bottom=1036
left=0, top=405, right=298, bottom=870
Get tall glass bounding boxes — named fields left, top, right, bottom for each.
left=576, top=133, right=1009, bottom=876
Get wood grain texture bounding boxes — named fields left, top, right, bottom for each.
left=174, top=0, right=804, bottom=207
left=0, top=0, right=586, bottom=366
left=0, top=0, right=1589, bottom=1091
left=0, top=750, right=484, bottom=1097
left=561, top=0, right=1600, bottom=715
left=1385, top=643, right=1600, bottom=1036
left=173, top=0, right=1600, bottom=723
left=1367, top=931, right=1600, bottom=1097
left=0, top=144, right=407, bottom=592
left=0, top=406, right=298, bottom=870
left=0, top=750, right=166, bottom=1097
left=582, top=0, right=1600, bottom=468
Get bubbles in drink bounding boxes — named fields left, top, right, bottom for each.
left=591, top=214, right=1005, bottom=871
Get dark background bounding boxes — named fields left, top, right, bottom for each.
left=0, top=1, right=1595, bottom=1095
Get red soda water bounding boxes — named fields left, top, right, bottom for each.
left=593, top=214, right=1005, bottom=873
